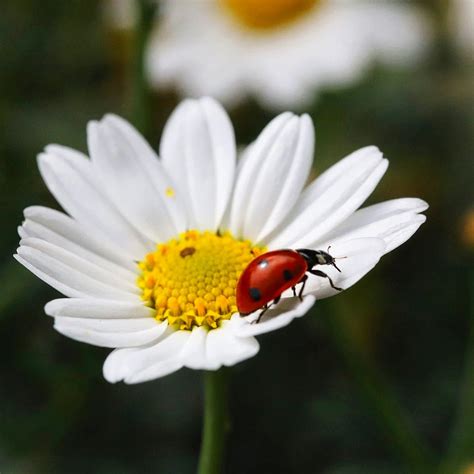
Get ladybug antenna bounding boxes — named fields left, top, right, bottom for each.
left=326, top=245, right=346, bottom=272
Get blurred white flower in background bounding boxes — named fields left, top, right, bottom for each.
left=146, top=0, right=432, bottom=109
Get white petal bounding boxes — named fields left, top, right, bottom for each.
left=303, top=238, right=386, bottom=299
left=219, top=143, right=254, bottom=232
left=45, top=298, right=154, bottom=319
left=103, top=116, right=187, bottom=235
left=160, top=97, right=236, bottom=230
left=317, top=198, right=428, bottom=254
left=103, top=329, right=189, bottom=384
left=19, top=237, right=137, bottom=293
left=181, top=326, right=217, bottom=370
left=245, top=115, right=314, bottom=242
left=15, top=246, right=137, bottom=301
left=103, top=347, right=135, bottom=383
left=22, top=206, right=135, bottom=271
left=125, top=359, right=184, bottom=383
left=229, top=295, right=316, bottom=337
left=54, top=319, right=167, bottom=348
left=303, top=146, right=381, bottom=195
left=21, top=208, right=137, bottom=280
left=382, top=218, right=426, bottom=253
left=227, top=112, right=293, bottom=237
left=206, top=322, right=260, bottom=367
left=54, top=316, right=157, bottom=332
left=267, top=147, right=388, bottom=248
left=227, top=113, right=314, bottom=242
left=327, top=197, right=428, bottom=226
left=38, top=145, right=151, bottom=259
left=87, top=115, right=186, bottom=242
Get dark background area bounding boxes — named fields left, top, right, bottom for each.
left=0, top=1, right=473, bottom=473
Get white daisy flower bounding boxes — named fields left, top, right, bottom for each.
left=146, top=0, right=431, bottom=109
left=15, top=97, right=427, bottom=384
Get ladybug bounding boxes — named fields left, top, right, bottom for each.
left=236, top=248, right=343, bottom=323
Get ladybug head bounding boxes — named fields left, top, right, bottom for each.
left=296, top=248, right=342, bottom=272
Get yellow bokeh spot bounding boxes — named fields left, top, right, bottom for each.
left=165, top=187, right=175, bottom=198
left=461, top=463, right=474, bottom=474
left=137, top=230, right=266, bottom=330
left=461, top=209, right=474, bottom=250
left=220, top=0, right=318, bottom=31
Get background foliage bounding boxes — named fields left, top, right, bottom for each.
left=0, top=1, right=473, bottom=473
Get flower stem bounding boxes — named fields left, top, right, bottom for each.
left=197, top=369, right=230, bottom=474
left=132, top=0, right=156, bottom=137
left=320, top=305, right=434, bottom=472
left=440, top=267, right=474, bottom=472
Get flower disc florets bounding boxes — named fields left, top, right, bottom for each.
left=221, top=0, right=318, bottom=30
left=138, top=230, right=265, bottom=331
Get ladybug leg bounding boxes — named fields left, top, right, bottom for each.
left=254, top=304, right=269, bottom=324
left=254, top=296, right=281, bottom=324
left=291, top=286, right=297, bottom=298
left=309, top=269, right=343, bottom=291
left=297, top=274, right=308, bottom=300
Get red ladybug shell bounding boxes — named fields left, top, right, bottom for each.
left=236, top=250, right=308, bottom=315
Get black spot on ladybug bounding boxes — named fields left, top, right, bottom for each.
left=180, top=247, right=196, bottom=258
left=283, top=269, right=293, bottom=281
left=249, top=287, right=262, bottom=301
left=258, top=259, right=269, bottom=269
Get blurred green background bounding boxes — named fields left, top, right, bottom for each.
left=1, top=1, right=473, bottom=473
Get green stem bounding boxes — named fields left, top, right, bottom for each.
left=197, top=369, right=230, bottom=474
left=132, top=0, right=156, bottom=137
left=321, top=307, right=434, bottom=473
left=441, top=268, right=474, bottom=473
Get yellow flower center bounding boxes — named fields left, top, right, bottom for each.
left=138, top=230, right=266, bottom=331
left=220, top=0, right=319, bottom=31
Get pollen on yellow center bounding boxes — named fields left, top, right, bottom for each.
left=137, top=230, right=266, bottom=331
left=220, top=0, right=319, bottom=31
